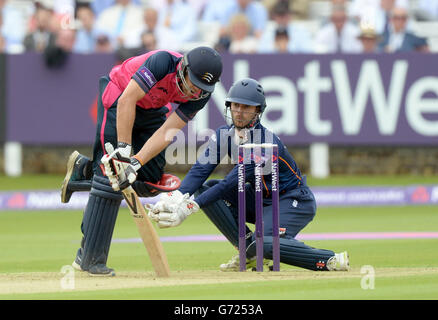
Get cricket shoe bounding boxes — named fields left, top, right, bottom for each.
left=72, top=260, right=84, bottom=271
left=72, top=261, right=116, bottom=277
left=219, top=254, right=269, bottom=272
left=87, top=264, right=116, bottom=277
left=327, top=251, right=350, bottom=271
left=61, top=151, right=92, bottom=203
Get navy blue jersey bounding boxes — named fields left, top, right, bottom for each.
left=179, top=122, right=304, bottom=207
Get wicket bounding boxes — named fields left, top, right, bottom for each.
left=238, top=143, right=280, bottom=272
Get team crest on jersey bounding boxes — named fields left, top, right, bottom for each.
left=201, top=72, right=214, bottom=83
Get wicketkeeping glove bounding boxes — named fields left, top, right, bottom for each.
left=147, top=192, right=199, bottom=228
left=101, top=142, right=142, bottom=191
left=148, top=190, right=185, bottom=216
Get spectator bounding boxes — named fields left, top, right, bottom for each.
left=23, top=1, right=57, bottom=53
left=144, top=6, right=158, bottom=33
left=129, top=6, right=180, bottom=51
left=273, top=26, right=290, bottom=53
left=417, top=0, right=438, bottom=21
left=258, top=2, right=313, bottom=53
left=227, top=13, right=259, bottom=54
left=153, top=0, right=208, bottom=19
left=153, top=0, right=199, bottom=47
left=94, top=0, right=143, bottom=50
left=202, top=0, right=234, bottom=23
left=95, top=34, right=112, bottom=53
left=0, top=0, right=27, bottom=53
left=91, top=0, right=142, bottom=17
left=0, top=11, right=5, bottom=53
left=262, top=0, right=310, bottom=20
left=0, top=37, right=4, bottom=54
left=314, top=4, right=362, bottom=53
left=72, top=3, right=98, bottom=54
left=184, top=0, right=209, bottom=19
left=378, top=7, right=429, bottom=53
left=349, top=0, right=409, bottom=34
left=44, top=28, right=75, bottom=67
left=220, top=0, right=268, bottom=39
left=357, top=25, right=381, bottom=52
left=52, top=0, right=76, bottom=30
left=140, top=30, right=157, bottom=52
left=116, top=29, right=158, bottom=61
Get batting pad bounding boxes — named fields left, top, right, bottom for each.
left=76, top=175, right=123, bottom=270
left=247, top=236, right=335, bottom=271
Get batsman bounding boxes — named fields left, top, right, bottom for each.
left=149, top=78, right=350, bottom=272
left=60, top=47, right=223, bottom=276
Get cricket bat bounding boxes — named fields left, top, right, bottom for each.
left=122, top=186, right=170, bottom=277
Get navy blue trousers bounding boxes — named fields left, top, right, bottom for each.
left=76, top=76, right=169, bottom=269
left=199, top=180, right=335, bottom=270
left=221, top=182, right=316, bottom=239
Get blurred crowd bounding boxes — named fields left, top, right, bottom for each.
left=0, top=0, right=436, bottom=62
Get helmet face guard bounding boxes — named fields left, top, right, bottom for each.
left=176, top=59, right=209, bottom=101
left=224, top=104, right=261, bottom=129
left=224, top=78, right=266, bottom=129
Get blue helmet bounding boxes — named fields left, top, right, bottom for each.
left=225, top=78, right=266, bottom=113
left=177, top=46, right=223, bottom=100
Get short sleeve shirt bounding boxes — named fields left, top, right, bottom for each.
left=102, top=50, right=210, bottom=122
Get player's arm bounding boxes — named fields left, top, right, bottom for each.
left=135, top=111, right=187, bottom=165
left=148, top=164, right=253, bottom=229
left=135, top=93, right=210, bottom=164
left=102, top=105, right=187, bottom=191
left=194, top=163, right=255, bottom=208
left=178, top=126, right=226, bottom=195
left=116, top=79, right=145, bottom=145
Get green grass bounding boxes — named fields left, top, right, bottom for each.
left=0, top=174, right=437, bottom=300
left=307, top=175, right=438, bottom=186
left=0, top=174, right=437, bottom=191
left=1, top=205, right=438, bottom=299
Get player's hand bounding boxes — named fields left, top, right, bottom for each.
left=101, top=142, right=142, bottom=191
left=147, top=192, right=199, bottom=228
left=148, top=190, right=185, bottom=216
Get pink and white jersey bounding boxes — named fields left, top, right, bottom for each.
left=101, top=50, right=210, bottom=122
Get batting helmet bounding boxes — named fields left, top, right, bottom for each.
left=177, top=46, right=223, bottom=100
left=225, top=78, right=266, bottom=112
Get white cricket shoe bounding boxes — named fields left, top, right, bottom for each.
left=219, top=254, right=269, bottom=272
left=72, top=260, right=84, bottom=271
left=327, top=251, right=350, bottom=271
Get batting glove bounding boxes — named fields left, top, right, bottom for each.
left=102, top=142, right=142, bottom=191
left=115, top=142, right=132, bottom=158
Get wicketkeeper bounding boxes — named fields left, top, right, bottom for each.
left=61, top=47, right=223, bottom=275
left=149, top=78, right=350, bottom=272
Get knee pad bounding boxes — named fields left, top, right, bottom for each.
left=77, top=175, right=123, bottom=270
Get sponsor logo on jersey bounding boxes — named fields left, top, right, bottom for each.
left=138, top=66, right=157, bottom=89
